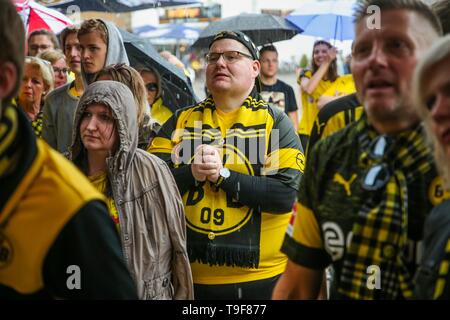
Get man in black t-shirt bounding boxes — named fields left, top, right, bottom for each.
left=259, top=45, right=298, bottom=130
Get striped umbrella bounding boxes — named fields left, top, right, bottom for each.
left=15, top=0, right=72, bottom=36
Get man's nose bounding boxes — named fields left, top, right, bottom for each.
left=81, top=49, right=89, bottom=60
left=215, top=54, right=227, bottom=66
left=367, top=43, right=388, bottom=68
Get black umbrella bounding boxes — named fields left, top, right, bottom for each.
left=191, top=13, right=302, bottom=49
left=36, top=0, right=199, bottom=13
left=119, top=29, right=198, bottom=111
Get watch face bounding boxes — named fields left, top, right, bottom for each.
left=220, top=168, right=231, bottom=178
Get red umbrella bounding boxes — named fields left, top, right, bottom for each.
left=15, top=0, right=72, bottom=36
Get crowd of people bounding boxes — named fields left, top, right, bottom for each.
left=0, top=0, right=449, bottom=300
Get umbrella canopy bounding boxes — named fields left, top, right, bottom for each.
left=286, top=1, right=356, bottom=41
left=138, top=24, right=201, bottom=43
left=35, top=0, right=199, bottom=13
left=191, top=13, right=302, bottom=49
left=133, top=24, right=157, bottom=35
left=119, top=29, right=197, bottom=111
left=15, top=0, right=72, bottom=35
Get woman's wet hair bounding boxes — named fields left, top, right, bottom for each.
left=94, top=64, right=149, bottom=126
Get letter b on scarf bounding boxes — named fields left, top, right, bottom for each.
left=366, top=265, right=381, bottom=290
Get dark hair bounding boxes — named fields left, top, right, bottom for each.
left=209, top=30, right=259, bottom=60
left=354, top=0, right=443, bottom=36
left=79, top=19, right=108, bottom=45
left=432, top=0, right=450, bottom=35
left=259, top=44, right=278, bottom=57
left=0, top=0, right=25, bottom=104
left=28, top=29, right=60, bottom=49
left=311, top=40, right=338, bottom=82
left=60, top=25, right=79, bottom=49
left=75, top=102, right=118, bottom=198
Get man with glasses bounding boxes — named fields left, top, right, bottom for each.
left=27, top=29, right=60, bottom=57
left=42, top=26, right=85, bottom=154
left=273, top=0, right=444, bottom=300
left=149, top=30, right=303, bottom=299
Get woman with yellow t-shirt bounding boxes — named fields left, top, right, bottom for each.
left=298, top=40, right=338, bottom=149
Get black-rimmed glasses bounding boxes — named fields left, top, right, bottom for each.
left=205, top=51, right=253, bottom=64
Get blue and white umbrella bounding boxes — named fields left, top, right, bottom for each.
left=138, top=24, right=200, bottom=42
left=133, top=24, right=157, bottom=35
left=286, top=1, right=356, bottom=42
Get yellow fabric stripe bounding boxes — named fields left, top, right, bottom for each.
left=321, top=106, right=364, bottom=139
left=0, top=106, right=18, bottom=157
left=292, top=202, right=323, bottom=249
left=151, top=97, right=173, bottom=125
left=148, top=136, right=173, bottom=154
left=263, top=148, right=304, bottom=174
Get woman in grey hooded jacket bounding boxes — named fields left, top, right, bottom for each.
left=70, top=80, right=194, bottom=300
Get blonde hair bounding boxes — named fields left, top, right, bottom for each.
left=94, top=64, right=148, bottom=126
left=38, top=49, right=66, bottom=65
left=24, top=56, right=54, bottom=92
left=413, top=34, right=450, bottom=188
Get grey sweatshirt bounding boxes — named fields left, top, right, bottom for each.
left=41, top=81, right=78, bottom=153
left=81, top=19, right=130, bottom=86
left=42, top=19, right=129, bottom=153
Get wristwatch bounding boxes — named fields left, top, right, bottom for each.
left=215, top=168, right=230, bottom=187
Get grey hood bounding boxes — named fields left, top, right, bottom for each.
left=69, top=81, right=194, bottom=300
left=71, top=81, right=137, bottom=171
left=81, top=19, right=130, bottom=86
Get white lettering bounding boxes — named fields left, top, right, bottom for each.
left=366, top=265, right=381, bottom=290
left=66, top=265, right=81, bottom=290
left=366, top=5, right=381, bottom=30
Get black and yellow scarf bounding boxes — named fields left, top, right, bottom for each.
left=0, top=104, right=20, bottom=178
left=0, top=103, right=20, bottom=267
left=12, top=99, right=43, bottom=138
left=183, top=93, right=270, bottom=268
left=339, top=119, right=433, bottom=299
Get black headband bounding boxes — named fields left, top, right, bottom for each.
left=209, top=30, right=262, bottom=92
left=209, top=30, right=260, bottom=60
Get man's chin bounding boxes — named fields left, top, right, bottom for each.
left=364, top=95, right=397, bottom=112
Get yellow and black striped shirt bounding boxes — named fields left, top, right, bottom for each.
left=307, top=93, right=363, bottom=153
left=149, top=91, right=303, bottom=285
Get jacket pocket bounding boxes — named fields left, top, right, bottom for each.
left=143, top=271, right=174, bottom=300
left=414, top=263, right=439, bottom=299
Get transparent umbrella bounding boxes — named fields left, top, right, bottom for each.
left=191, top=13, right=302, bottom=49
left=120, top=29, right=198, bottom=111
